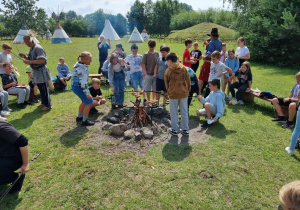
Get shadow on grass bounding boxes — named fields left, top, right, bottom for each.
left=204, top=122, right=237, bottom=139
left=9, top=107, right=47, bottom=130
left=162, top=135, right=192, bottom=161
left=60, top=126, right=89, bottom=147
left=0, top=188, right=22, bottom=209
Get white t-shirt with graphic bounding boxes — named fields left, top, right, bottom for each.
left=208, top=62, right=227, bottom=81
left=125, top=54, right=143, bottom=74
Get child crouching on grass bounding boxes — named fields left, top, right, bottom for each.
left=229, top=61, right=252, bottom=105
left=72, top=51, right=100, bottom=126
left=89, top=78, right=106, bottom=114
left=197, top=79, right=225, bottom=128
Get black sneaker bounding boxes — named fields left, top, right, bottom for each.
left=82, top=120, right=95, bottom=126
left=112, top=104, right=117, bottom=109
left=33, top=98, right=39, bottom=103
left=24, top=100, right=33, bottom=105
left=168, top=128, right=179, bottom=136
left=18, top=103, right=26, bottom=109
left=282, top=121, right=294, bottom=129
left=181, top=130, right=189, bottom=136
left=76, top=117, right=83, bottom=122
left=272, top=117, right=287, bottom=122
left=201, top=122, right=211, bottom=128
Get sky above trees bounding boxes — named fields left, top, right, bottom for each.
left=0, top=0, right=231, bottom=16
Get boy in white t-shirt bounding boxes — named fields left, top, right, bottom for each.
left=204, top=51, right=232, bottom=97
left=125, top=44, right=146, bottom=100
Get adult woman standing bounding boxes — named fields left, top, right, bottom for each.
left=19, top=32, right=52, bottom=111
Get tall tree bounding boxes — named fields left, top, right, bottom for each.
left=126, top=0, right=145, bottom=32
left=0, top=0, right=47, bottom=33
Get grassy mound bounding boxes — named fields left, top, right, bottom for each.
left=167, top=22, right=237, bottom=42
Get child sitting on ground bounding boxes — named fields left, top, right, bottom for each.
left=57, top=57, right=71, bottom=90
left=2, top=62, right=31, bottom=109
left=229, top=61, right=252, bottom=105
left=125, top=44, right=146, bottom=102
left=89, top=78, right=106, bottom=114
left=198, top=54, right=211, bottom=95
left=153, top=44, right=170, bottom=109
left=224, top=49, right=239, bottom=100
left=0, top=85, right=11, bottom=120
left=197, top=79, right=225, bottom=128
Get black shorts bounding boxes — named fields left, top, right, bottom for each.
left=156, top=78, right=167, bottom=93
left=278, top=98, right=292, bottom=107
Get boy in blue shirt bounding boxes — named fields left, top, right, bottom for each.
left=57, top=57, right=71, bottom=90
left=197, top=79, right=225, bottom=128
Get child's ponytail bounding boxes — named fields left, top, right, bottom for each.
left=78, top=51, right=92, bottom=63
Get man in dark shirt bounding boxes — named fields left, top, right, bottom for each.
left=0, top=120, right=29, bottom=193
left=97, top=36, right=111, bottom=74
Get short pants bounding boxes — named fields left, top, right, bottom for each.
left=72, top=85, right=93, bottom=105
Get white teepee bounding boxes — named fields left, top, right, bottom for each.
left=44, top=29, right=52, bottom=39
left=13, top=22, right=39, bottom=44
left=99, top=20, right=120, bottom=41
left=51, top=21, right=72, bottom=44
left=128, top=27, right=144, bottom=43
left=141, top=29, right=149, bottom=41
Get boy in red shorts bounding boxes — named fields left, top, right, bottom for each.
left=198, top=54, right=211, bottom=96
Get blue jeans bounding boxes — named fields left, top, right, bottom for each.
left=290, top=110, right=300, bottom=151
left=113, top=72, right=125, bottom=105
left=130, top=71, right=144, bottom=89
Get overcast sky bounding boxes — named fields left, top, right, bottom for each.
left=0, top=0, right=231, bottom=17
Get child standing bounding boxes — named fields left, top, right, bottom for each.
left=124, top=44, right=146, bottom=101
left=235, top=37, right=250, bottom=68
left=97, top=35, right=111, bottom=74
left=220, top=43, right=228, bottom=63
left=142, top=40, right=159, bottom=104
left=183, top=39, right=196, bottom=68
left=89, top=78, right=106, bottom=113
left=108, top=53, right=127, bottom=108
left=190, top=42, right=202, bottom=73
left=164, top=53, right=191, bottom=136
left=111, top=44, right=126, bottom=59
left=229, top=61, right=252, bottom=105
left=205, top=51, right=232, bottom=97
left=57, top=57, right=71, bottom=90
left=2, top=62, right=31, bottom=109
left=198, top=54, right=211, bottom=95
left=224, top=49, right=239, bottom=99
left=285, top=90, right=300, bottom=155
left=72, top=51, right=96, bottom=126
left=197, top=79, right=225, bottom=128
left=153, top=45, right=170, bottom=108
left=187, top=67, right=199, bottom=111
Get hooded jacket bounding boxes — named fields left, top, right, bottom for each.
left=164, top=62, right=191, bottom=99
left=71, top=62, right=90, bottom=95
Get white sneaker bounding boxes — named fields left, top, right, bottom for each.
left=65, top=85, right=69, bottom=90
left=0, top=115, right=7, bottom=121
left=285, top=147, right=294, bottom=155
left=1, top=111, right=10, bottom=116
left=239, top=100, right=244, bottom=105
left=126, top=82, right=130, bottom=86
left=230, top=98, right=238, bottom=105
left=207, top=119, right=214, bottom=125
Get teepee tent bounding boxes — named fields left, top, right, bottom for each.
left=128, top=27, right=144, bottom=43
left=99, top=20, right=120, bottom=41
left=141, top=29, right=149, bottom=41
left=13, top=22, right=39, bottom=44
left=44, top=29, right=52, bottom=39
left=50, top=21, right=72, bottom=44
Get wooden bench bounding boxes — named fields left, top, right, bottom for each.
left=249, top=90, right=289, bottom=118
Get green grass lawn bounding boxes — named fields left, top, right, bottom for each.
left=0, top=37, right=299, bottom=209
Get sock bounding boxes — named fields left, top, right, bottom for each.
left=83, top=116, right=88, bottom=122
left=78, top=112, right=83, bottom=118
